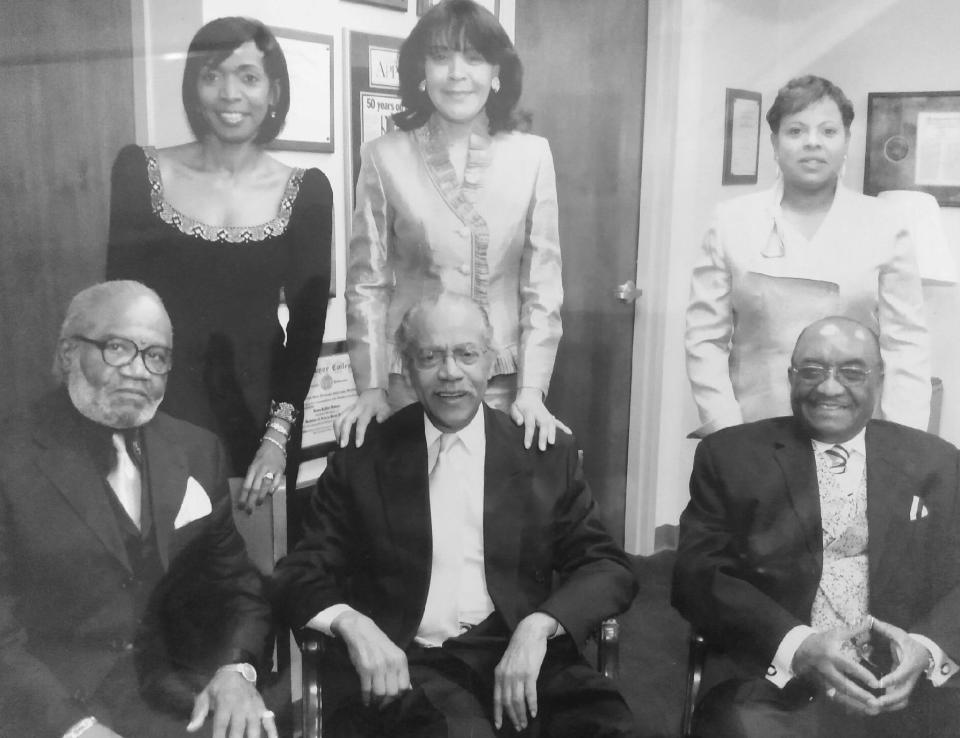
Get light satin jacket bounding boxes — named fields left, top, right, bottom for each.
left=346, top=114, right=563, bottom=394
left=685, top=183, right=930, bottom=436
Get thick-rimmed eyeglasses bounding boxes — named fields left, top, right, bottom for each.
left=412, top=344, right=487, bottom=370
left=789, top=363, right=874, bottom=387
left=72, top=335, right=173, bottom=375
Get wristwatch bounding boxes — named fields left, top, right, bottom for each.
left=218, top=662, right=257, bottom=683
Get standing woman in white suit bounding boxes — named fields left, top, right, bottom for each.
left=685, top=75, right=930, bottom=437
left=335, top=0, right=567, bottom=450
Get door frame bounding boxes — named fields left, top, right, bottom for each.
left=624, top=0, right=685, bottom=555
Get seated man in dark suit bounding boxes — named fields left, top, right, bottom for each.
left=272, top=292, right=639, bottom=737
left=0, top=281, right=277, bottom=738
left=673, top=316, right=960, bottom=737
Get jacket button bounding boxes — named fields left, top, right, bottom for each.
left=457, top=263, right=471, bottom=275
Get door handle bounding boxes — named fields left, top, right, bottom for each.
left=614, top=280, right=642, bottom=303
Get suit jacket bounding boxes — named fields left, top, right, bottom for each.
left=273, top=403, right=636, bottom=650
left=685, top=183, right=930, bottom=436
left=672, top=416, right=960, bottom=677
left=346, top=113, right=563, bottom=394
left=0, top=390, right=272, bottom=737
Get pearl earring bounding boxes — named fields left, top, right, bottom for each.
left=491, top=77, right=501, bottom=93
left=418, top=79, right=426, bottom=93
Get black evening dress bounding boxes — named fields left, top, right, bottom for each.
left=106, top=144, right=332, bottom=479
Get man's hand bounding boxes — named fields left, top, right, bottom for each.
left=493, top=612, right=558, bottom=731
left=509, top=388, right=572, bottom=451
left=332, top=610, right=410, bottom=707
left=186, top=669, right=277, bottom=738
left=334, top=389, right=390, bottom=448
left=792, top=622, right=882, bottom=716
left=873, top=618, right=931, bottom=712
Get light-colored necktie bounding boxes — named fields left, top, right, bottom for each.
left=418, top=434, right=463, bottom=645
left=107, top=432, right=142, bottom=529
left=824, top=444, right=849, bottom=474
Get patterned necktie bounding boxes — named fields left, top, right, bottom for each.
left=824, top=444, right=849, bottom=474
left=107, top=432, right=142, bottom=529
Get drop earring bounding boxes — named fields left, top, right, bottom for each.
left=269, top=108, right=277, bottom=120
left=491, top=77, right=501, bottom=94
left=418, top=79, right=426, bottom=92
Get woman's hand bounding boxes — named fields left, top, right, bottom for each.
left=509, top=387, right=572, bottom=451
left=334, top=388, right=390, bottom=448
left=238, top=432, right=287, bottom=514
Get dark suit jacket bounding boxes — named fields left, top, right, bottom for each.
left=0, top=390, right=272, bottom=737
left=273, top=403, right=636, bottom=652
left=672, top=416, right=960, bottom=677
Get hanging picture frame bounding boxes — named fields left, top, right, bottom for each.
left=267, top=28, right=334, bottom=153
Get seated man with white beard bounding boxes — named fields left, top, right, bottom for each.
left=0, top=281, right=277, bottom=738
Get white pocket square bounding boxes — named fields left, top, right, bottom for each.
left=174, top=476, right=212, bottom=529
left=909, top=495, right=929, bottom=521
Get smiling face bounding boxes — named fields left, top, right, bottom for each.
left=196, top=40, right=277, bottom=145
left=403, top=297, right=493, bottom=433
left=61, top=294, right=172, bottom=429
left=423, top=43, right=499, bottom=128
left=789, top=319, right=882, bottom=443
left=772, top=96, right=850, bottom=192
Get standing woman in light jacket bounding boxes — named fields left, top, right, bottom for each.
left=685, top=75, right=930, bottom=437
left=334, top=0, right=567, bottom=451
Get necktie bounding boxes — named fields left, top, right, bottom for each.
left=418, top=434, right=463, bottom=645
left=824, top=444, right=849, bottom=474
left=107, top=432, right=142, bottom=529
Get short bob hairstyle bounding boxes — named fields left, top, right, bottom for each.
left=393, top=0, right=524, bottom=134
left=181, top=17, right=290, bottom=144
left=766, top=75, right=855, bottom=134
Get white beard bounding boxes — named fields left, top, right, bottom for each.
left=67, top=369, right=161, bottom=429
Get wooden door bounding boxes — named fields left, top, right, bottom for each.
left=0, top=0, right=134, bottom=416
left=515, top=1, right=648, bottom=542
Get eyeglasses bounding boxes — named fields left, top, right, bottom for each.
left=412, top=344, right=487, bottom=370
left=72, top=335, right=173, bottom=375
left=789, top=363, right=874, bottom=386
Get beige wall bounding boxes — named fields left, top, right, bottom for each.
left=641, top=0, right=960, bottom=534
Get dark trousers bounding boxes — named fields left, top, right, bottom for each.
left=322, top=615, right=637, bottom=738
left=693, top=676, right=960, bottom=738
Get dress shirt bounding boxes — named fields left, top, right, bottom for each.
left=767, top=430, right=957, bottom=687
left=308, top=409, right=493, bottom=642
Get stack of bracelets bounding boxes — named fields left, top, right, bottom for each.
left=261, top=401, right=298, bottom=458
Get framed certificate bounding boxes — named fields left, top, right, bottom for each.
left=267, top=29, right=334, bottom=153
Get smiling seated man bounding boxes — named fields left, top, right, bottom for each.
left=0, top=281, right=277, bottom=738
left=673, top=316, right=960, bottom=738
left=272, top=292, right=639, bottom=738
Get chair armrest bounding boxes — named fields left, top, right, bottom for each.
left=300, top=633, right=326, bottom=738
left=596, top=617, right=620, bottom=679
left=681, top=628, right=707, bottom=738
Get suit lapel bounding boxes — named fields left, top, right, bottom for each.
left=141, top=420, right=190, bottom=571
left=772, top=421, right=823, bottom=557
left=376, top=406, right=432, bottom=633
left=481, top=406, right=525, bottom=615
left=34, top=398, right=132, bottom=572
left=865, top=423, right=913, bottom=594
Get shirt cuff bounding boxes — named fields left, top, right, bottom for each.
left=909, top=633, right=959, bottom=686
left=306, top=604, right=356, bottom=636
left=766, top=625, right=817, bottom=688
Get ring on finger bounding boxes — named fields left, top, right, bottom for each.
left=263, top=471, right=276, bottom=481
left=261, top=709, right=276, bottom=722
left=826, top=686, right=837, bottom=699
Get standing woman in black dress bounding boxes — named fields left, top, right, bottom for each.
left=107, top=17, right=332, bottom=510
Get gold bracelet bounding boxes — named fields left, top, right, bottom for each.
left=266, top=419, right=291, bottom=437
left=260, top=434, right=287, bottom=457
left=64, top=717, right=98, bottom=738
